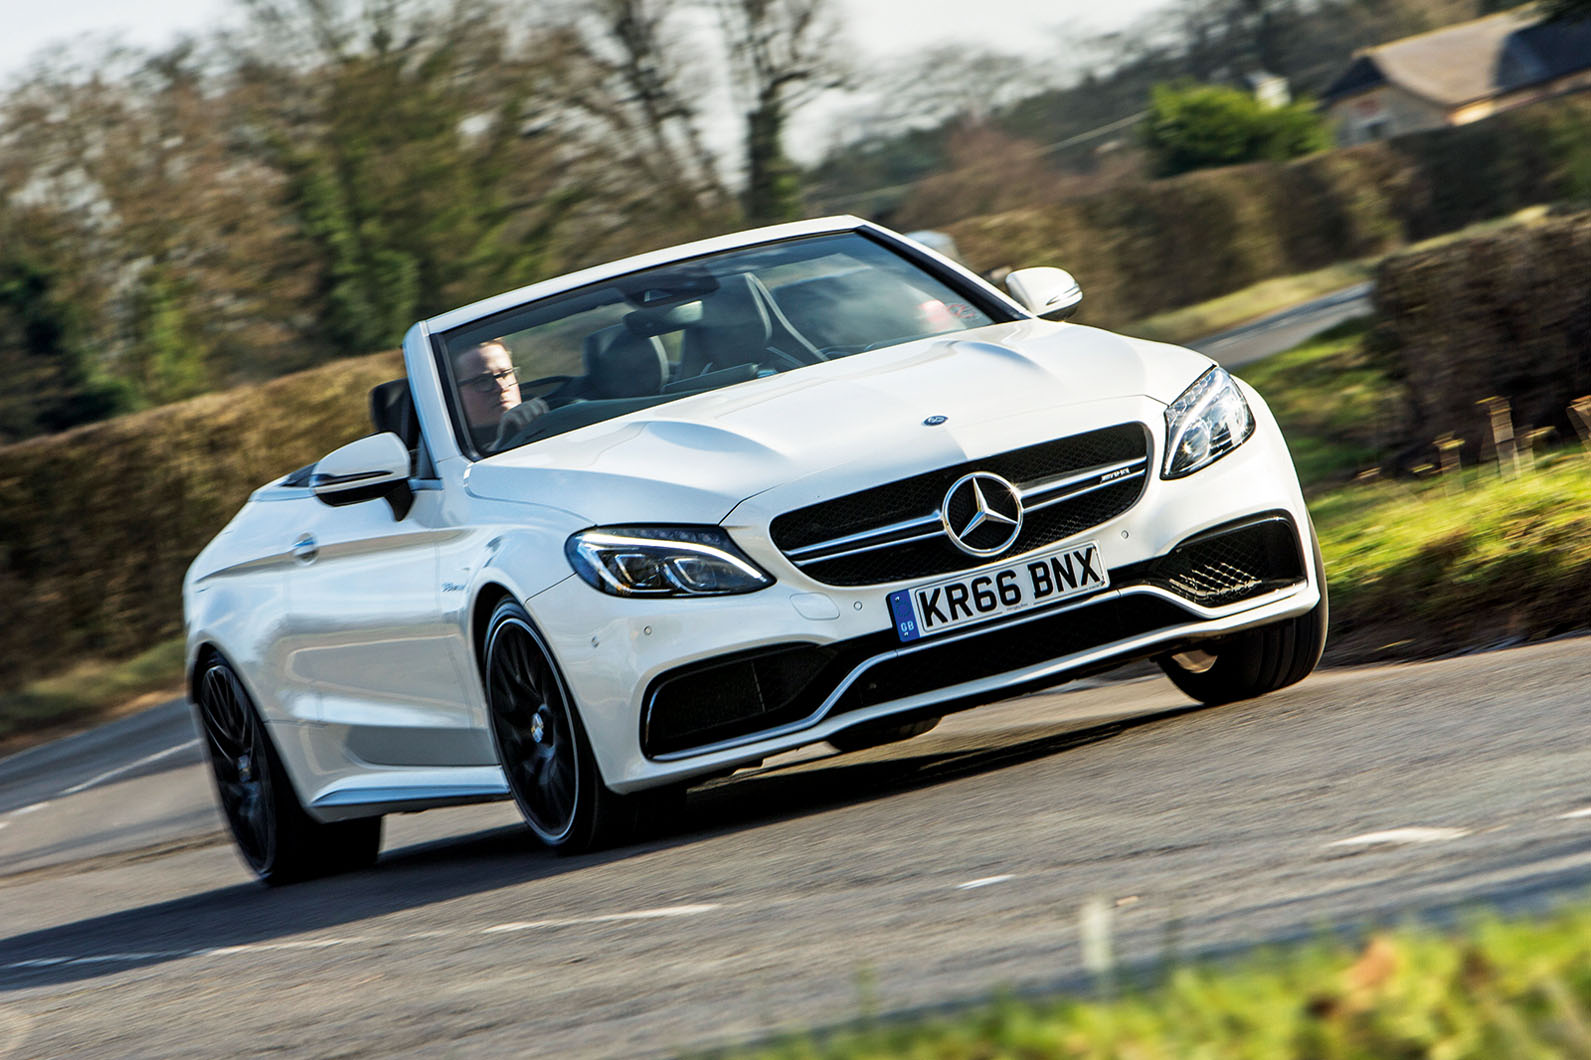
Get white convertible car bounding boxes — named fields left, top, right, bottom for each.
left=185, top=216, right=1326, bottom=882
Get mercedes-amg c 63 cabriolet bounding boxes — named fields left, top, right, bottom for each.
left=185, top=216, right=1326, bottom=882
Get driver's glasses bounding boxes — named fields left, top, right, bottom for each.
left=462, top=367, right=518, bottom=394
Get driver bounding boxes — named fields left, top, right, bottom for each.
left=454, top=339, right=547, bottom=451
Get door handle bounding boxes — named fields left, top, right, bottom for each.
left=292, top=534, right=318, bottom=563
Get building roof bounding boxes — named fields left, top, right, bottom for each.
left=1322, top=10, right=1591, bottom=108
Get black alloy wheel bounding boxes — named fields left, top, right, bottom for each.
left=196, top=655, right=381, bottom=884
left=484, top=599, right=618, bottom=851
left=198, top=661, right=276, bottom=871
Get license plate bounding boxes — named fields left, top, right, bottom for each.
left=886, top=541, right=1108, bottom=643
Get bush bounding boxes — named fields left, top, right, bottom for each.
left=1370, top=209, right=1591, bottom=464
left=945, top=93, right=1591, bottom=329
left=0, top=349, right=403, bottom=693
left=1144, top=82, right=1330, bottom=177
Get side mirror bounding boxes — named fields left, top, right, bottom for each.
left=1006, top=267, right=1083, bottom=321
left=311, top=432, right=413, bottom=519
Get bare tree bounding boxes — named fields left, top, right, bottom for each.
left=872, top=45, right=1053, bottom=129
left=541, top=0, right=731, bottom=221
left=712, top=0, right=849, bottom=223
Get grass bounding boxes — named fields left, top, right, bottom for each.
left=0, top=635, right=186, bottom=752
left=1311, top=454, right=1591, bottom=658
left=1237, top=316, right=1395, bottom=490
left=706, top=906, right=1591, bottom=1058
left=1126, top=206, right=1552, bottom=346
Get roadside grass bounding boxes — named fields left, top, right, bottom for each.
left=0, top=635, right=186, bottom=752
left=1311, top=453, right=1591, bottom=658
left=1237, top=317, right=1392, bottom=489
left=707, top=906, right=1591, bottom=1059
left=1127, top=205, right=1551, bottom=346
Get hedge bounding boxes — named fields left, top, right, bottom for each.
left=0, top=351, right=402, bottom=691
left=1370, top=209, right=1591, bottom=463
left=946, top=93, right=1591, bottom=329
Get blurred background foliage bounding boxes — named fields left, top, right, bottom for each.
left=0, top=0, right=1588, bottom=726
left=1142, top=82, right=1330, bottom=176
left=0, top=0, right=1554, bottom=445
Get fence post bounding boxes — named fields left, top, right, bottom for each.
left=1478, top=397, right=1518, bottom=477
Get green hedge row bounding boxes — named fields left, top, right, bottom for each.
left=947, top=93, right=1591, bottom=329
left=0, top=351, right=402, bottom=691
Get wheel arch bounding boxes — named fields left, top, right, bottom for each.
left=470, top=582, right=517, bottom=672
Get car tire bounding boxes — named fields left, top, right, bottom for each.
left=1157, top=523, right=1329, bottom=706
left=827, top=716, right=942, bottom=753
left=195, top=656, right=382, bottom=885
left=483, top=598, right=630, bottom=853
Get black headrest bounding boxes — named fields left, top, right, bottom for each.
left=369, top=379, right=419, bottom=450
left=583, top=327, right=669, bottom=399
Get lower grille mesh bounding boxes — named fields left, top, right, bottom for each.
left=1141, top=516, right=1304, bottom=607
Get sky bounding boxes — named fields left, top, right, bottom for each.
left=1, top=0, right=1172, bottom=76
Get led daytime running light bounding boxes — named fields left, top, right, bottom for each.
left=566, top=527, right=774, bottom=597
left=1163, top=366, right=1254, bottom=478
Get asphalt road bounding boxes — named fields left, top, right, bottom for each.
left=5, top=635, right=1591, bottom=1057
left=1190, top=282, right=1374, bottom=367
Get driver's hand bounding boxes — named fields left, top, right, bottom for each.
left=493, top=397, right=550, bottom=447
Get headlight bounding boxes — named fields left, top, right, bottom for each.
left=1163, top=366, right=1254, bottom=479
left=565, top=526, right=775, bottom=597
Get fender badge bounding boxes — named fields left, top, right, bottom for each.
left=923, top=415, right=948, bottom=426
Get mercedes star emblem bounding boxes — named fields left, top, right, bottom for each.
left=940, top=472, right=1024, bottom=557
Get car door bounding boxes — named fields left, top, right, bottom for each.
left=279, top=483, right=490, bottom=769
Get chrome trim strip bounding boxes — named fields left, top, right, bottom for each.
left=785, top=512, right=941, bottom=558
left=784, top=456, right=1149, bottom=567
left=1017, top=457, right=1147, bottom=504
left=791, top=529, right=945, bottom=567
left=649, top=579, right=1307, bottom=762
left=312, top=782, right=509, bottom=808
left=1021, top=468, right=1146, bottom=514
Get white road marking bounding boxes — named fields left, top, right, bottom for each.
left=481, top=903, right=721, bottom=934
left=58, top=739, right=200, bottom=797
left=3, top=903, right=723, bottom=973
left=956, top=875, right=1014, bottom=890
left=9, top=803, right=49, bottom=817
left=1327, top=827, right=1470, bottom=849
left=1558, top=808, right=1591, bottom=820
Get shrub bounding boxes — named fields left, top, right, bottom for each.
left=1144, top=82, right=1331, bottom=177
left=1370, top=209, right=1591, bottom=464
left=0, top=350, right=403, bottom=693
left=945, top=93, right=1591, bottom=329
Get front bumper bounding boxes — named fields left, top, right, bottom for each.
left=528, top=393, right=1318, bottom=793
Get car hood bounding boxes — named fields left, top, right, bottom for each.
left=465, top=320, right=1211, bottom=526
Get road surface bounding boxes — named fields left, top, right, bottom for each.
left=5, top=635, right=1591, bottom=1057
left=1190, top=282, right=1373, bottom=367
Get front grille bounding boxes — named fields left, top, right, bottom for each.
left=772, top=424, right=1151, bottom=587
left=1137, top=515, right=1305, bottom=607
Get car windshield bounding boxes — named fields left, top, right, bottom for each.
left=438, top=232, right=1004, bottom=456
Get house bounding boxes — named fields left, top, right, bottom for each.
left=1322, top=10, right=1591, bottom=145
